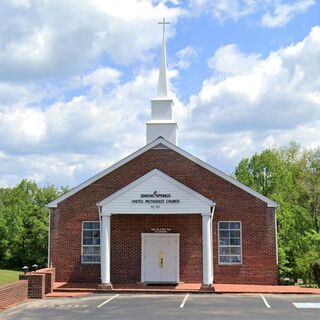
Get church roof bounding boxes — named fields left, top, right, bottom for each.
left=47, top=137, right=278, bottom=208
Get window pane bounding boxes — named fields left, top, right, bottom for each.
left=93, top=230, right=100, bottom=238
left=93, top=222, right=100, bottom=229
left=83, top=238, right=93, bottom=245
left=83, top=230, right=93, bottom=238
left=220, top=230, right=229, bottom=238
left=230, top=238, right=240, bottom=245
left=92, top=255, right=101, bottom=262
left=220, top=256, right=230, bottom=263
left=230, top=247, right=241, bottom=255
left=230, top=222, right=240, bottom=229
left=230, top=230, right=240, bottom=238
left=83, top=255, right=92, bottom=263
left=220, top=247, right=230, bottom=255
left=231, top=256, right=241, bottom=263
left=83, top=222, right=93, bottom=230
left=219, top=237, right=230, bottom=245
left=93, top=238, right=100, bottom=245
left=83, top=246, right=92, bottom=254
left=93, top=246, right=100, bottom=254
left=219, top=222, right=229, bottom=230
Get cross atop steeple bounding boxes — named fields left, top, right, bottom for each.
left=158, top=17, right=170, bottom=41
left=157, top=17, right=169, bottom=97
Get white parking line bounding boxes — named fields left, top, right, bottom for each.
left=260, top=294, right=271, bottom=308
left=293, top=302, right=320, bottom=309
left=180, top=294, right=190, bottom=309
left=97, top=294, right=120, bottom=308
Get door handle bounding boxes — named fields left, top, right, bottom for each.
left=159, top=251, right=164, bottom=268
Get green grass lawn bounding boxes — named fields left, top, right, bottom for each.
left=0, top=269, right=21, bottom=286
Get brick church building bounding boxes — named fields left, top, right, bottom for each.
left=47, top=20, right=278, bottom=288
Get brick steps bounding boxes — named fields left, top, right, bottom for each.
left=52, top=282, right=214, bottom=295
left=51, top=282, right=320, bottom=296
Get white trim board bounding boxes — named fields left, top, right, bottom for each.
left=47, top=137, right=278, bottom=208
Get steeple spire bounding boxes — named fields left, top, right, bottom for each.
left=157, top=17, right=169, bottom=97
left=146, top=18, right=178, bottom=145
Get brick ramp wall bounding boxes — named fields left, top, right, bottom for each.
left=19, top=273, right=45, bottom=299
left=0, top=280, right=28, bottom=309
left=36, top=268, right=55, bottom=294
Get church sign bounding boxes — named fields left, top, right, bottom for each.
left=98, top=169, right=213, bottom=214
left=131, top=190, right=180, bottom=208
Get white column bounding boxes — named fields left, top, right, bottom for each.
left=100, top=213, right=111, bottom=284
left=202, top=212, right=213, bottom=286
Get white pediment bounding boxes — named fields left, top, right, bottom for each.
left=98, top=169, right=213, bottom=215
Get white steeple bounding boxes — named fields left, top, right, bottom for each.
left=157, top=18, right=168, bottom=97
left=146, top=18, right=178, bottom=145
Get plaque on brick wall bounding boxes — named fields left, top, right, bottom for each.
left=150, top=227, right=172, bottom=233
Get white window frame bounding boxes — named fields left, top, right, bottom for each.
left=81, top=221, right=101, bottom=264
left=218, top=221, right=242, bottom=265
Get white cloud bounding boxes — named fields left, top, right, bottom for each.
left=190, top=0, right=258, bottom=21
left=208, top=44, right=260, bottom=75
left=0, top=65, right=163, bottom=186
left=82, top=68, right=121, bottom=88
left=174, top=46, right=198, bottom=69
left=189, top=0, right=315, bottom=27
left=262, top=0, right=315, bottom=28
left=0, top=0, right=183, bottom=81
left=180, top=26, right=320, bottom=169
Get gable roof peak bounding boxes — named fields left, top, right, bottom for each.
left=47, top=137, right=278, bottom=208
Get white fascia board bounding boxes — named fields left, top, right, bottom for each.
left=47, top=136, right=278, bottom=208
left=151, top=97, right=173, bottom=102
left=97, top=168, right=214, bottom=207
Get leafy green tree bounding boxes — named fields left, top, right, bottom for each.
left=296, top=231, right=320, bottom=286
left=299, top=149, right=320, bottom=232
left=234, top=143, right=319, bottom=284
left=0, top=180, right=66, bottom=268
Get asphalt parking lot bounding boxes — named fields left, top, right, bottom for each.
left=1, top=293, right=320, bottom=320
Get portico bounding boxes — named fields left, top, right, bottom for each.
left=97, top=169, right=215, bottom=288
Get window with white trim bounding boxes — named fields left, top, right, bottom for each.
left=218, top=221, right=242, bottom=264
left=82, top=221, right=100, bottom=263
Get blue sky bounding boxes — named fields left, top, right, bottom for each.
left=0, top=0, right=319, bottom=188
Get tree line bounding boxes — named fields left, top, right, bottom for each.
left=0, top=181, right=66, bottom=269
left=235, top=143, right=320, bottom=286
left=0, top=143, right=319, bottom=286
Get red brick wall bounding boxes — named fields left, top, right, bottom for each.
left=36, top=268, right=55, bottom=294
left=213, top=208, right=277, bottom=285
left=0, top=280, right=28, bottom=309
left=19, top=273, right=45, bottom=299
left=50, top=148, right=277, bottom=284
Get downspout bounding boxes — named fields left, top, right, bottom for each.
left=211, top=203, right=216, bottom=283
left=274, top=206, right=279, bottom=265
left=47, top=207, right=51, bottom=267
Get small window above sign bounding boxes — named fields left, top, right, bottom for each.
left=150, top=227, right=172, bottom=233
